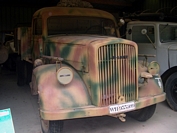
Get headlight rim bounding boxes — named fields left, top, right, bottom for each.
left=56, top=67, right=73, bottom=85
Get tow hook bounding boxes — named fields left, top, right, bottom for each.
left=111, top=113, right=126, bottom=122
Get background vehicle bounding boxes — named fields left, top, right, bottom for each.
left=126, top=13, right=177, bottom=111
left=0, top=33, right=16, bottom=70
left=12, top=0, right=165, bottom=132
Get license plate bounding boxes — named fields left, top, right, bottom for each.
left=109, top=101, right=135, bottom=114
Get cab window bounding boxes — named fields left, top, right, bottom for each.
left=132, top=26, right=155, bottom=43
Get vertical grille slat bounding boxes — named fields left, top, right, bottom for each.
left=98, top=43, right=137, bottom=106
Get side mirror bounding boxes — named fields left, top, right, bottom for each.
left=141, top=29, right=147, bottom=34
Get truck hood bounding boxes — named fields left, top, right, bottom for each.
left=162, top=42, right=177, bottom=50
left=168, top=44, right=177, bottom=50
left=45, top=35, right=136, bottom=72
left=161, top=42, right=177, bottom=68
left=47, top=35, right=123, bottom=46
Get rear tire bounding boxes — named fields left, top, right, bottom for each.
left=41, top=119, right=64, bottom=133
left=16, top=56, right=25, bottom=86
left=127, top=104, right=156, bottom=122
left=165, top=72, right=177, bottom=111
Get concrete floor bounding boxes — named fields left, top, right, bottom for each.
left=0, top=68, right=177, bottom=133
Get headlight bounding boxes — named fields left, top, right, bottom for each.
left=56, top=67, right=73, bottom=85
left=147, top=61, right=160, bottom=75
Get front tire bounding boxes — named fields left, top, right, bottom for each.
left=165, top=72, right=177, bottom=111
left=41, top=119, right=64, bottom=133
left=127, top=104, right=156, bottom=122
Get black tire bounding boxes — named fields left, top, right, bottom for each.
left=165, top=72, right=177, bottom=111
left=161, top=67, right=177, bottom=87
left=127, top=104, right=156, bottom=122
left=16, top=56, right=25, bottom=86
left=16, top=56, right=33, bottom=86
left=41, top=119, right=64, bottom=133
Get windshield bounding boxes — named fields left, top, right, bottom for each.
left=159, top=24, right=177, bottom=43
left=131, top=26, right=155, bottom=43
left=47, top=16, right=116, bottom=36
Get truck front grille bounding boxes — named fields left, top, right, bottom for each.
left=98, top=43, right=137, bottom=106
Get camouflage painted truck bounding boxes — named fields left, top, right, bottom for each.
left=14, top=1, right=166, bottom=133
left=125, top=13, right=177, bottom=111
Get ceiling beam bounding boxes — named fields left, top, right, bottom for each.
left=85, top=0, right=132, bottom=6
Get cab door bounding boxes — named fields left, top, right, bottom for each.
left=31, top=18, right=43, bottom=61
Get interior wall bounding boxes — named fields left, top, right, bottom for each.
left=132, top=0, right=177, bottom=14
left=0, top=6, right=39, bottom=42
left=1, top=0, right=177, bottom=42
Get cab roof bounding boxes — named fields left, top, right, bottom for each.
left=33, top=7, right=116, bottom=21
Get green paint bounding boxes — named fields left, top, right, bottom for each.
left=89, top=80, right=100, bottom=105
left=81, top=55, right=87, bottom=68
left=121, top=84, right=136, bottom=101
left=153, top=97, right=157, bottom=103
left=130, top=56, right=137, bottom=67
left=21, top=48, right=32, bottom=59
left=60, top=44, right=74, bottom=58
left=45, top=40, right=56, bottom=56
left=68, top=109, right=86, bottom=119
left=39, top=95, right=44, bottom=111
left=136, top=102, right=141, bottom=107
left=62, top=90, right=80, bottom=108
left=21, top=27, right=29, bottom=37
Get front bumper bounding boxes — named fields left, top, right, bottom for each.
left=40, top=92, right=166, bottom=120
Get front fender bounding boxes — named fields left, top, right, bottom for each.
left=138, top=60, right=164, bottom=97
left=139, top=75, right=164, bottom=97
left=31, top=64, right=91, bottom=111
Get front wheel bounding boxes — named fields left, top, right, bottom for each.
left=41, top=119, right=64, bottom=133
left=165, top=72, right=177, bottom=111
left=127, top=104, right=156, bottom=122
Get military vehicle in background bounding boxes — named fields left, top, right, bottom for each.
left=0, top=33, right=17, bottom=70
left=12, top=0, right=165, bottom=132
left=125, top=11, right=177, bottom=111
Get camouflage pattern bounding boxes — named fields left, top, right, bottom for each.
left=30, top=37, right=165, bottom=120
left=16, top=5, right=165, bottom=121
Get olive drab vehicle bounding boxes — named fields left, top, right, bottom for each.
left=125, top=12, right=177, bottom=111
left=13, top=0, right=165, bottom=132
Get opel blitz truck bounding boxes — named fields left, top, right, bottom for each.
left=14, top=1, right=165, bottom=132
left=126, top=15, right=177, bottom=111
